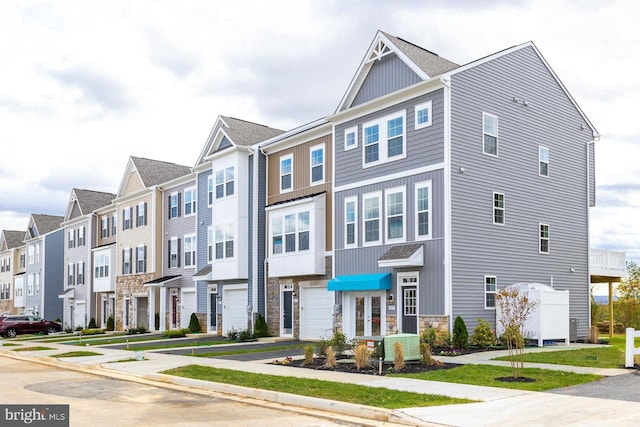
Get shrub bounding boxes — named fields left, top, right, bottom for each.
left=154, top=312, right=160, bottom=331
left=188, top=313, right=201, bottom=334
left=421, top=328, right=452, bottom=349
left=227, top=329, right=239, bottom=340
left=330, top=331, right=348, bottom=356
left=238, top=329, right=253, bottom=341
left=88, top=318, right=97, bottom=329
left=80, top=328, right=104, bottom=336
left=452, top=316, right=469, bottom=349
left=64, top=327, right=73, bottom=333
left=420, top=342, right=432, bottom=365
left=324, top=346, right=336, bottom=368
left=393, top=341, right=405, bottom=371
left=470, top=318, right=496, bottom=349
left=303, top=345, right=314, bottom=365
left=106, top=316, right=114, bottom=331
left=354, top=343, right=370, bottom=371
left=75, top=325, right=83, bottom=332
left=253, top=313, right=269, bottom=338
left=163, top=329, right=189, bottom=338
left=127, top=326, right=147, bottom=335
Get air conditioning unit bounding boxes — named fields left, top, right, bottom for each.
left=383, top=333, right=421, bottom=362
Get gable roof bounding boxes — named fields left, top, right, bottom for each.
left=337, top=30, right=459, bottom=112
left=195, top=116, right=284, bottom=166
left=116, top=156, right=192, bottom=197
left=25, top=214, right=64, bottom=240
left=64, top=188, right=116, bottom=221
left=1, top=230, right=25, bottom=250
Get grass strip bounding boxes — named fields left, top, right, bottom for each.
left=493, top=347, right=624, bottom=368
left=391, top=364, right=601, bottom=391
left=67, top=335, right=168, bottom=346
left=11, top=346, right=55, bottom=352
left=52, top=351, right=103, bottom=358
left=190, top=344, right=307, bottom=357
left=124, top=340, right=245, bottom=351
left=163, top=365, right=474, bottom=409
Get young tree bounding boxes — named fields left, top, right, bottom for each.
left=496, top=287, right=538, bottom=379
left=618, top=260, right=640, bottom=328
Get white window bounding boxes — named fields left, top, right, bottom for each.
left=344, top=126, right=358, bottom=150
left=34, top=273, right=40, bottom=294
left=77, top=226, right=85, bottom=246
left=184, top=234, right=196, bottom=267
left=136, top=202, right=147, bottom=227
left=68, top=229, right=76, bottom=249
left=68, top=263, right=75, bottom=286
left=136, top=245, right=146, bottom=273
left=385, top=187, right=405, bottom=243
left=310, top=144, right=325, bottom=184
left=415, top=101, right=433, bottom=129
left=485, top=276, right=497, bottom=309
left=540, top=224, right=550, bottom=254
left=101, top=216, right=109, bottom=238
left=363, top=192, right=382, bottom=245
left=207, top=175, right=213, bottom=206
left=539, top=146, right=549, bottom=177
left=483, top=113, right=498, bottom=156
left=77, top=262, right=85, bottom=285
left=34, top=244, right=39, bottom=263
left=344, top=197, right=357, bottom=248
left=415, top=181, right=431, bottom=240
left=207, top=226, right=213, bottom=262
left=27, top=274, right=34, bottom=296
left=123, top=207, right=132, bottom=230
left=169, top=192, right=180, bottom=219
left=20, top=253, right=25, bottom=268
left=122, top=247, right=132, bottom=275
left=28, top=245, right=34, bottom=265
left=184, top=187, right=196, bottom=216
left=362, top=111, right=406, bottom=167
left=216, top=166, right=235, bottom=199
left=215, top=224, right=234, bottom=259
left=271, top=211, right=310, bottom=255
left=94, top=253, right=110, bottom=278
left=493, top=192, right=505, bottom=225
left=169, top=237, right=180, bottom=268
left=280, top=155, right=293, bottom=192
left=111, top=214, right=117, bottom=236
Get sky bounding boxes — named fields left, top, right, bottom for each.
left=0, top=0, right=639, bottom=265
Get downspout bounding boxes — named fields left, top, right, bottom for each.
left=249, top=146, right=260, bottom=332
left=442, top=76, right=453, bottom=333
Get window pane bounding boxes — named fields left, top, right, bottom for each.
left=417, top=108, right=429, bottom=124
left=388, top=217, right=403, bottom=239
left=285, top=234, right=296, bottom=252
left=346, top=223, right=355, bottom=245
left=365, top=219, right=379, bottom=242
left=346, top=132, right=355, bottom=147
left=484, top=135, right=497, bottom=155
left=225, top=241, right=234, bottom=257
left=272, top=218, right=282, bottom=235
left=312, top=165, right=323, bottom=182
left=364, top=197, right=379, bottom=219
left=418, top=212, right=429, bottom=236
left=281, top=175, right=291, bottom=190
left=298, top=231, right=309, bottom=251
left=298, top=212, right=309, bottom=231
left=284, top=214, right=296, bottom=233
left=215, top=242, right=223, bottom=259
left=417, top=187, right=429, bottom=211
left=364, top=125, right=379, bottom=145
left=273, top=236, right=283, bottom=254
left=365, top=144, right=379, bottom=163
left=387, top=192, right=403, bottom=216
left=346, top=202, right=355, bottom=222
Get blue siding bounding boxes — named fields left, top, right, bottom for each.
left=196, top=169, right=212, bottom=313
left=351, top=54, right=422, bottom=107
left=450, top=45, right=594, bottom=335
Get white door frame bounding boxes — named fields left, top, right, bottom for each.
left=207, top=284, right=218, bottom=334
left=342, top=290, right=386, bottom=338
left=397, top=272, right=419, bottom=334
left=280, top=283, right=294, bottom=337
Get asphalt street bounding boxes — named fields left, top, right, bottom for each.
left=548, top=369, right=640, bottom=402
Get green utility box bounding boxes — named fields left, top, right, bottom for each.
left=383, top=333, right=421, bottom=362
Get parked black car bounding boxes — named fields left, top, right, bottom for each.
left=0, top=315, right=62, bottom=337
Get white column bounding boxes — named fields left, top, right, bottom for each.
left=148, top=288, right=155, bottom=331
left=159, top=287, right=167, bottom=332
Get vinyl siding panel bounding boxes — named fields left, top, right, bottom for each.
left=43, top=229, right=64, bottom=320
left=162, top=179, right=197, bottom=286
left=351, top=54, right=422, bottom=108
left=116, top=193, right=156, bottom=276
left=123, top=172, right=144, bottom=195
left=335, top=89, right=445, bottom=188
left=196, top=170, right=212, bottom=313
left=449, top=45, right=593, bottom=335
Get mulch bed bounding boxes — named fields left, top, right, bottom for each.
left=283, top=357, right=459, bottom=376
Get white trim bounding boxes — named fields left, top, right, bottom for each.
left=443, top=78, right=452, bottom=324
left=539, top=223, right=550, bottom=254
left=362, top=110, right=406, bottom=168
left=344, top=126, right=358, bottom=151
left=344, top=196, right=358, bottom=249
left=279, top=154, right=293, bottom=193
left=484, top=275, right=497, bottom=310
left=539, top=146, right=550, bottom=177
left=482, top=112, right=499, bottom=157
left=397, top=272, right=419, bottom=333
left=362, top=191, right=382, bottom=246
left=310, top=143, right=325, bottom=185
left=493, top=192, right=505, bottom=226
left=415, top=180, right=432, bottom=241
left=384, top=186, right=406, bottom=244
left=279, top=284, right=294, bottom=337
left=334, top=163, right=445, bottom=193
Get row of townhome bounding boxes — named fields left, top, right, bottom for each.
left=0, top=31, right=619, bottom=340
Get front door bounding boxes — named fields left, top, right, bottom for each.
left=281, top=287, right=293, bottom=336
left=208, top=287, right=217, bottom=333
left=171, top=294, right=178, bottom=328
left=400, top=273, right=418, bottom=334
left=353, top=292, right=384, bottom=337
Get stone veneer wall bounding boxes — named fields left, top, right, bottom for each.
left=419, top=315, right=450, bottom=333
left=115, top=273, right=155, bottom=331
left=266, top=255, right=332, bottom=339
left=0, top=301, right=18, bottom=316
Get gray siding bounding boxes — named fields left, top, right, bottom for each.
left=335, top=89, right=445, bottom=188
left=334, top=170, right=445, bottom=314
left=589, top=142, right=595, bottom=207
left=351, top=53, right=422, bottom=108
left=449, top=45, right=594, bottom=336
left=196, top=170, right=212, bottom=313
left=43, top=229, right=64, bottom=320
left=256, top=153, right=267, bottom=315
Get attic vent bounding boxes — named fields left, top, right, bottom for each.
left=367, top=40, right=392, bottom=63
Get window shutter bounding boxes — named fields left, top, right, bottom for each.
left=135, top=205, right=139, bottom=227
left=122, top=210, right=126, bottom=230
left=106, top=217, right=110, bottom=237
left=177, top=238, right=181, bottom=268
left=168, top=196, right=172, bottom=219
left=168, top=240, right=171, bottom=268
left=143, top=245, right=147, bottom=273
left=122, top=249, right=125, bottom=273
left=144, top=202, right=148, bottom=225
left=178, top=193, right=182, bottom=217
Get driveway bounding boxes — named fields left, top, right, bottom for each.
left=548, top=369, right=640, bottom=402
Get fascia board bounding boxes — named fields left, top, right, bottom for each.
left=260, top=122, right=331, bottom=155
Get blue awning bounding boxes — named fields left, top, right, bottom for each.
left=328, top=273, right=391, bottom=291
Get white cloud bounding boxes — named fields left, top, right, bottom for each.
left=0, top=0, right=639, bottom=262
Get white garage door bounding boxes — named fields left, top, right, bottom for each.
left=180, top=291, right=197, bottom=329
left=299, top=286, right=334, bottom=340
left=223, top=287, right=248, bottom=334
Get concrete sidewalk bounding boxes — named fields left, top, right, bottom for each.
left=2, top=340, right=639, bottom=426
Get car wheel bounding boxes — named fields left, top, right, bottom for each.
left=6, top=328, right=17, bottom=338
left=45, top=326, right=58, bottom=335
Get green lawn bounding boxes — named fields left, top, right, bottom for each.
left=11, top=346, right=55, bottom=352
left=67, top=334, right=166, bottom=346
left=52, top=351, right=103, bottom=358
left=391, top=364, right=601, bottom=391
left=493, top=334, right=639, bottom=369
left=163, top=365, right=475, bottom=409
left=189, top=343, right=307, bottom=357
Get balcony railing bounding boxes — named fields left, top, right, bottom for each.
left=590, top=248, right=627, bottom=279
